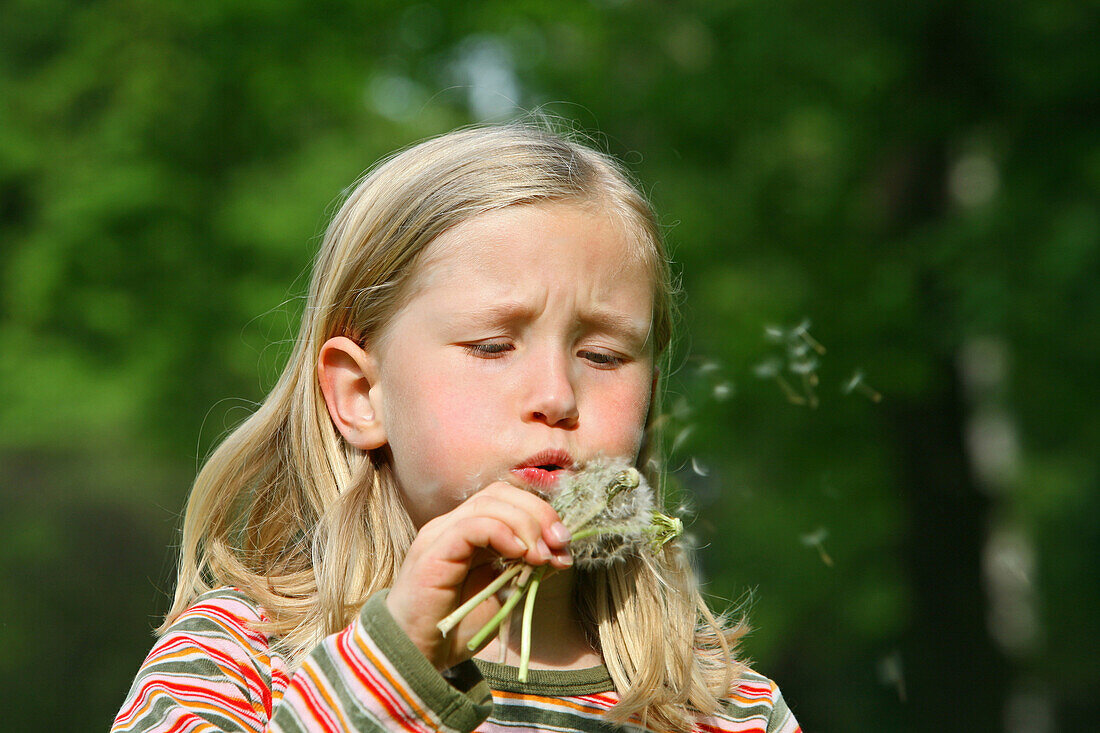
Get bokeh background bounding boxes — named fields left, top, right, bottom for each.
left=2, top=1, right=1097, bottom=730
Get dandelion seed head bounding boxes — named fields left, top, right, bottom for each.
left=648, top=512, right=684, bottom=551
left=551, top=456, right=671, bottom=567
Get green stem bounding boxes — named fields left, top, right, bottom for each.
left=569, top=526, right=602, bottom=543
left=518, top=566, right=546, bottom=682
left=569, top=523, right=644, bottom=543
left=437, top=563, right=524, bottom=637
left=466, top=575, right=531, bottom=651
left=497, top=608, right=512, bottom=664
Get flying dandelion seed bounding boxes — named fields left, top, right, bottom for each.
left=790, top=357, right=820, bottom=408
left=877, top=651, right=907, bottom=703
left=843, top=369, right=882, bottom=402
left=691, top=457, right=709, bottom=477
left=753, top=357, right=782, bottom=379
left=764, top=325, right=787, bottom=342
left=671, top=395, right=693, bottom=421
left=712, top=381, right=733, bottom=401
left=758, top=321, right=825, bottom=407
left=800, top=527, right=834, bottom=567
left=697, top=359, right=721, bottom=375
left=670, top=425, right=695, bottom=455
left=791, top=318, right=826, bottom=355
left=754, top=357, right=805, bottom=405
left=789, top=341, right=812, bottom=360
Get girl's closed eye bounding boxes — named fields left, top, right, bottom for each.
left=578, top=349, right=628, bottom=369
left=462, top=341, right=514, bottom=358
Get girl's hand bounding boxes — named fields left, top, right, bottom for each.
left=385, top=481, right=573, bottom=671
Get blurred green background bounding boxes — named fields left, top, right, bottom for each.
left=2, top=1, right=1097, bottom=730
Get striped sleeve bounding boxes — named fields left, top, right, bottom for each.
left=271, top=590, right=492, bottom=733
left=115, top=589, right=490, bottom=733
left=697, top=670, right=799, bottom=733
left=764, top=682, right=800, bottom=733
left=112, top=589, right=288, bottom=733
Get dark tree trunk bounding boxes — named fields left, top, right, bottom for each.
left=889, top=362, right=1010, bottom=731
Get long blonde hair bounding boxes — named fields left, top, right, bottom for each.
left=163, top=123, right=745, bottom=731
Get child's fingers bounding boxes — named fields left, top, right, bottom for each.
left=473, top=481, right=573, bottom=553
left=443, top=514, right=531, bottom=564
left=427, top=491, right=556, bottom=567
left=457, top=483, right=573, bottom=567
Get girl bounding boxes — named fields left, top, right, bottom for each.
left=114, top=124, right=800, bottom=733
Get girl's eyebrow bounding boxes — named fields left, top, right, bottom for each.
left=452, top=301, right=536, bottom=326
left=577, top=307, right=652, bottom=351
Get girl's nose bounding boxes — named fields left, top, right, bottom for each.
left=523, top=353, right=579, bottom=429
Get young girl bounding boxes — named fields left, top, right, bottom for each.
left=113, top=124, right=800, bottom=733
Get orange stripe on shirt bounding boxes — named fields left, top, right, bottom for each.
left=492, top=689, right=610, bottom=716
left=351, top=626, right=435, bottom=731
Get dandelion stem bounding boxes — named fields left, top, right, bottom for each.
left=518, top=566, right=546, bottom=682
left=568, top=526, right=603, bottom=543
left=497, top=610, right=511, bottom=664
left=437, top=563, right=524, bottom=637
left=466, top=574, right=531, bottom=651
left=569, top=522, right=648, bottom=543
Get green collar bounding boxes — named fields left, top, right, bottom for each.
left=473, top=659, right=614, bottom=695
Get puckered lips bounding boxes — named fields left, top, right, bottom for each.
left=511, top=449, right=575, bottom=491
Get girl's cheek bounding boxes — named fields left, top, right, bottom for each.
left=597, top=378, right=654, bottom=451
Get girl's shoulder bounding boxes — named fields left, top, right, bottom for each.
left=161, top=586, right=288, bottom=672
left=717, top=668, right=801, bottom=733
left=114, top=588, right=291, bottom=731
left=172, top=586, right=271, bottom=629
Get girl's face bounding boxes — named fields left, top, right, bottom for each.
left=368, top=202, right=657, bottom=528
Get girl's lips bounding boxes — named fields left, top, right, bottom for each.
left=512, top=465, right=567, bottom=490
left=512, top=449, right=575, bottom=491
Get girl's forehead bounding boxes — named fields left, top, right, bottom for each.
left=415, top=201, right=651, bottom=282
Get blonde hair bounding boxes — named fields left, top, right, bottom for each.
left=163, top=123, right=746, bottom=731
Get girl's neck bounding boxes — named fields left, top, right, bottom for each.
left=474, top=568, right=603, bottom=671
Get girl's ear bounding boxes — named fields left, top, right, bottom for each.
left=317, top=336, right=387, bottom=450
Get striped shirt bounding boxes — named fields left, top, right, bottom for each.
left=114, top=588, right=801, bottom=733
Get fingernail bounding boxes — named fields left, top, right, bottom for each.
left=549, top=522, right=571, bottom=544
left=513, top=535, right=528, bottom=552
left=536, top=538, right=551, bottom=561
left=556, top=551, right=573, bottom=566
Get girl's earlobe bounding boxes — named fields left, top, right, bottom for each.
left=317, top=336, right=388, bottom=450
